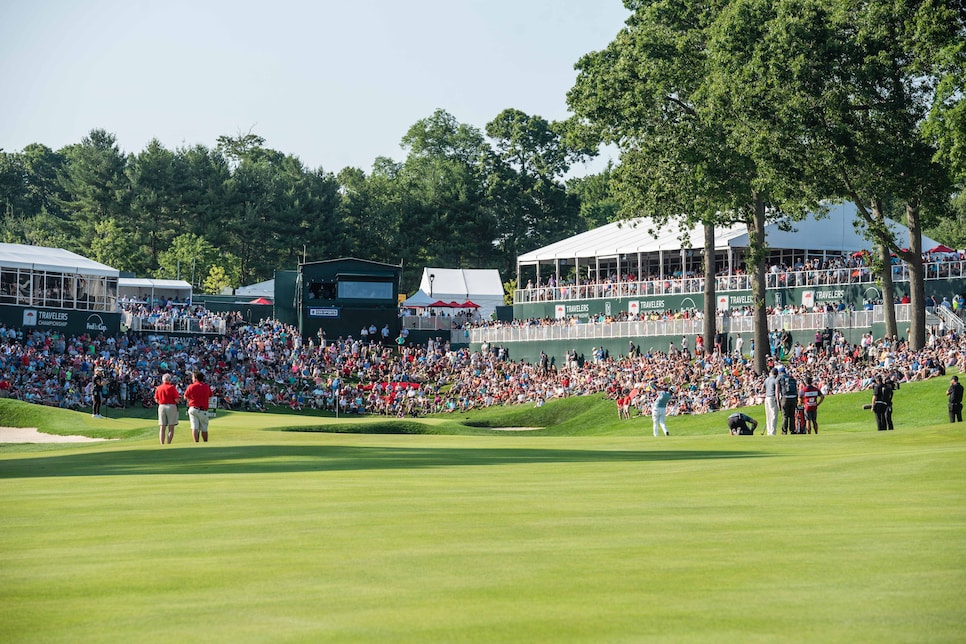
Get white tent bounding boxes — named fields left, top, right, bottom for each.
left=419, top=268, right=504, bottom=319
left=516, top=201, right=940, bottom=281
left=118, top=278, right=192, bottom=304
left=0, top=243, right=118, bottom=277
left=401, top=289, right=435, bottom=308
left=236, top=278, right=275, bottom=298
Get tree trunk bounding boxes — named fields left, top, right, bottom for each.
left=703, top=221, right=716, bottom=354
left=873, top=199, right=897, bottom=339
left=750, top=192, right=768, bottom=374
left=906, top=200, right=926, bottom=350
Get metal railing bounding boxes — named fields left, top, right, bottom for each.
left=122, top=311, right=227, bottom=335
left=468, top=306, right=916, bottom=345
left=514, top=260, right=966, bottom=304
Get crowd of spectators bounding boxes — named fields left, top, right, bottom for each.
left=1, top=306, right=963, bottom=423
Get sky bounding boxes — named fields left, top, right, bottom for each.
left=0, top=0, right=629, bottom=176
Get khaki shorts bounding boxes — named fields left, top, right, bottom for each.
left=158, top=404, right=179, bottom=426
left=188, top=406, right=210, bottom=433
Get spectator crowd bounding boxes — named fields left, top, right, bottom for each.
left=1, top=303, right=963, bottom=423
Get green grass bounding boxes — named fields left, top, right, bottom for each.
left=1, top=378, right=965, bottom=642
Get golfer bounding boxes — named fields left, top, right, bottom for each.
left=154, top=373, right=180, bottom=445
left=185, top=371, right=214, bottom=443
left=652, top=383, right=672, bottom=437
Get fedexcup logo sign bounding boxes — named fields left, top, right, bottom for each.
left=86, top=314, right=108, bottom=333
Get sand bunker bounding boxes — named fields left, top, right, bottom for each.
left=0, top=427, right=110, bottom=443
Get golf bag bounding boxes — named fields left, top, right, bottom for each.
left=791, top=405, right=808, bottom=434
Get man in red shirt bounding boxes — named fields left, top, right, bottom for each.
left=154, top=373, right=180, bottom=445
left=184, top=371, right=214, bottom=443
left=799, top=375, right=826, bottom=434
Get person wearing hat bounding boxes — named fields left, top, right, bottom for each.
left=946, top=375, right=964, bottom=422
left=185, top=371, right=214, bottom=443
left=651, top=383, right=672, bottom=437
left=776, top=366, right=798, bottom=434
left=763, top=367, right=779, bottom=435
left=91, top=370, right=105, bottom=419
left=154, top=373, right=180, bottom=445
left=799, top=375, right=825, bottom=434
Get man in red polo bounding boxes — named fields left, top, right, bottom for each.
left=184, top=371, right=214, bottom=443
left=154, top=373, right=180, bottom=445
left=799, top=375, right=825, bottom=434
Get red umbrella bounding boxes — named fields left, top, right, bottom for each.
left=248, top=297, right=273, bottom=304
left=429, top=300, right=451, bottom=307
left=461, top=300, right=481, bottom=308
left=927, top=244, right=955, bottom=253
left=448, top=301, right=462, bottom=308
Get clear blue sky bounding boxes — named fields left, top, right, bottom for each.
left=0, top=0, right=628, bottom=175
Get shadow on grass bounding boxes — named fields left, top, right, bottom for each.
left=0, top=445, right=771, bottom=478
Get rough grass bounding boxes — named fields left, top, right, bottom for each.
left=1, top=377, right=964, bottom=642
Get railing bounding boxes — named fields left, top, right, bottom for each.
left=401, top=316, right=476, bottom=331
left=122, top=311, right=226, bottom=335
left=468, top=306, right=914, bottom=345
left=514, top=260, right=966, bottom=304
left=934, top=304, right=966, bottom=334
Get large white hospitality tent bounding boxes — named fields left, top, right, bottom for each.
left=0, top=243, right=118, bottom=276
left=515, top=201, right=941, bottom=284
left=407, top=268, right=505, bottom=320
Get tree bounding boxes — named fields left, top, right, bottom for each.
left=57, top=129, right=129, bottom=252
left=90, top=218, right=147, bottom=275
left=706, top=0, right=963, bottom=349
left=397, top=109, right=497, bottom=283
left=484, top=108, right=585, bottom=277
left=566, top=164, right=621, bottom=230
left=568, top=1, right=815, bottom=373
left=203, top=265, right=234, bottom=295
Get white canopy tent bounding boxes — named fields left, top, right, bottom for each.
left=418, top=268, right=504, bottom=320
left=401, top=289, right=436, bottom=308
left=0, top=243, right=118, bottom=277
left=118, top=278, right=192, bottom=304
left=516, top=202, right=940, bottom=284
left=236, top=278, right=275, bottom=298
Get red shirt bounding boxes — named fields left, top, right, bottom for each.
left=800, top=385, right=822, bottom=411
left=184, top=382, right=213, bottom=410
left=154, top=382, right=180, bottom=405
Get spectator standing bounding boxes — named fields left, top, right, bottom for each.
left=763, top=367, right=779, bottom=435
left=91, top=370, right=104, bottom=419
left=946, top=375, right=964, bottom=422
left=154, top=373, right=180, bottom=445
left=777, top=367, right=799, bottom=434
left=184, top=371, right=214, bottom=443
left=799, top=375, right=825, bottom=433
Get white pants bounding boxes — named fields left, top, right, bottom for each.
left=765, top=397, right=779, bottom=435
left=652, top=408, right=668, bottom=436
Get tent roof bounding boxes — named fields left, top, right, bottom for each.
left=420, top=268, right=504, bottom=298
left=516, top=202, right=941, bottom=264
left=401, top=289, right=435, bottom=307
left=236, top=278, right=275, bottom=297
left=0, top=243, right=119, bottom=277
left=118, top=278, right=192, bottom=291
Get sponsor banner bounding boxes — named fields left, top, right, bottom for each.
left=0, top=305, right=120, bottom=336
left=308, top=307, right=340, bottom=318
left=717, top=295, right=729, bottom=311
left=802, top=290, right=814, bottom=308
left=628, top=301, right=639, bottom=316
left=554, top=304, right=565, bottom=319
